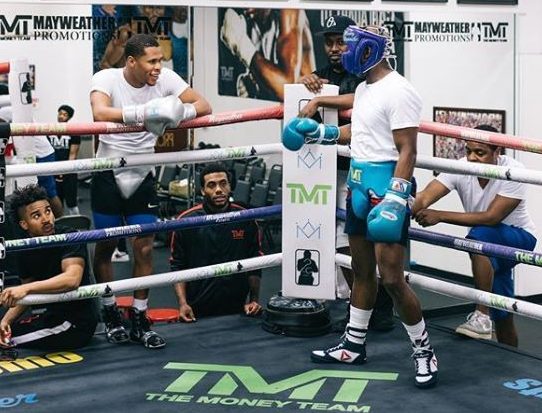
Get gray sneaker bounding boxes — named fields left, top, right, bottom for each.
left=455, top=310, right=492, bottom=340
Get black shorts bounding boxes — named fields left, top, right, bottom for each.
left=11, top=311, right=97, bottom=350
left=91, top=170, right=159, bottom=217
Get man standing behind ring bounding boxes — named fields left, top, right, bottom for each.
left=47, top=105, right=81, bottom=216
left=90, top=33, right=211, bottom=349
left=282, top=25, right=438, bottom=388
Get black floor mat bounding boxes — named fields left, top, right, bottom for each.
left=2, top=315, right=542, bottom=412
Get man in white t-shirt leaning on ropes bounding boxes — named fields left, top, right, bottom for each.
left=413, top=125, right=537, bottom=347
left=90, top=33, right=211, bottom=349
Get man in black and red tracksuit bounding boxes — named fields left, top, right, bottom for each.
left=169, top=163, right=263, bottom=321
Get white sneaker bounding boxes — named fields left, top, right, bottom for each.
left=455, top=310, right=492, bottom=340
left=111, top=248, right=130, bottom=263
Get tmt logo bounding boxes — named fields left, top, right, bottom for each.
left=131, top=16, right=171, bottom=36
left=286, top=183, right=332, bottom=205
left=158, top=363, right=398, bottom=404
left=478, top=22, right=508, bottom=42
left=0, top=15, right=32, bottom=38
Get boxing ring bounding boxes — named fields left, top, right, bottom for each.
left=2, top=104, right=542, bottom=412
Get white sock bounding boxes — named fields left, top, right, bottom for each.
left=102, top=295, right=116, bottom=307
left=346, top=305, right=372, bottom=344
left=403, top=319, right=431, bottom=350
left=133, top=298, right=148, bottom=312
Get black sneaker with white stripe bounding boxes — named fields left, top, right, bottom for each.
left=412, top=346, right=438, bottom=388
left=129, top=308, right=166, bottom=349
left=311, top=327, right=367, bottom=365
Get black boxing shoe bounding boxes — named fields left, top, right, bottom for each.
left=311, top=326, right=367, bottom=365
left=129, top=308, right=166, bottom=349
left=102, top=304, right=129, bottom=344
left=412, top=346, right=438, bottom=389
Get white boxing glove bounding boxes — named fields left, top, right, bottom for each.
left=122, top=95, right=197, bottom=136
left=220, top=9, right=257, bottom=68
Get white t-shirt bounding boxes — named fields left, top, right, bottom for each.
left=34, top=135, right=54, bottom=158
left=350, top=70, right=422, bottom=162
left=90, top=67, right=189, bottom=154
left=437, top=155, right=536, bottom=235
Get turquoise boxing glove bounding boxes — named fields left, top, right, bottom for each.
left=282, top=117, right=340, bottom=151
left=366, top=177, right=412, bottom=243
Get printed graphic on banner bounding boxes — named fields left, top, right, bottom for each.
left=0, top=166, right=5, bottom=187
left=283, top=84, right=337, bottom=300
left=91, top=5, right=189, bottom=79
left=296, top=219, right=321, bottom=239
left=286, top=183, right=333, bottom=205
left=218, top=9, right=404, bottom=101
left=386, top=20, right=510, bottom=43
left=0, top=201, right=5, bottom=223
left=18, top=72, right=32, bottom=105
left=296, top=249, right=320, bottom=286
left=297, top=148, right=322, bottom=170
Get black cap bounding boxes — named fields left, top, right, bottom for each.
left=318, top=15, right=356, bottom=36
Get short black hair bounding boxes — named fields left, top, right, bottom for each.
left=124, top=34, right=159, bottom=59
left=58, top=104, right=74, bottom=119
left=9, top=184, right=49, bottom=222
left=200, top=163, right=231, bottom=188
left=474, top=124, right=500, bottom=152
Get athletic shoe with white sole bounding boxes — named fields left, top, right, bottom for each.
left=455, top=310, right=492, bottom=340
left=311, top=333, right=367, bottom=364
left=412, top=346, right=438, bottom=389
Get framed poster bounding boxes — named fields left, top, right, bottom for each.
left=433, top=107, right=506, bottom=168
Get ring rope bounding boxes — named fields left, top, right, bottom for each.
left=4, top=105, right=540, bottom=158
left=18, top=254, right=282, bottom=306
left=335, top=253, right=542, bottom=321
left=0, top=106, right=284, bottom=138
left=7, top=141, right=541, bottom=187
left=338, top=145, right=542, bottom=186
left=6, top=205, right=281, bottom=252
left=339, top=109, right=542, bottom=155
left=409, top=227, right=542, bottom=268
left=336, top=208, right=542, bottom=269
left=6, top=143, right=283, bottom=178
left=0, top=62, right=9, bottom=75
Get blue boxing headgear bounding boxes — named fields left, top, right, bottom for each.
left=341, top=26, right=392, bottom=77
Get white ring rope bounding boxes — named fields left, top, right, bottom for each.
left=18, top=253, right=282, bottom=306
left=336, top=253, right=542, bottom=321
left=338, top=146, right=542, bottom=186
left=6, top=143, right=283, bottom=178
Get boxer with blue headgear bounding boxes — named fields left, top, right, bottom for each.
left=305, top=23, right=438, bottom=389
left=341, top=26, right=392, bottom=77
